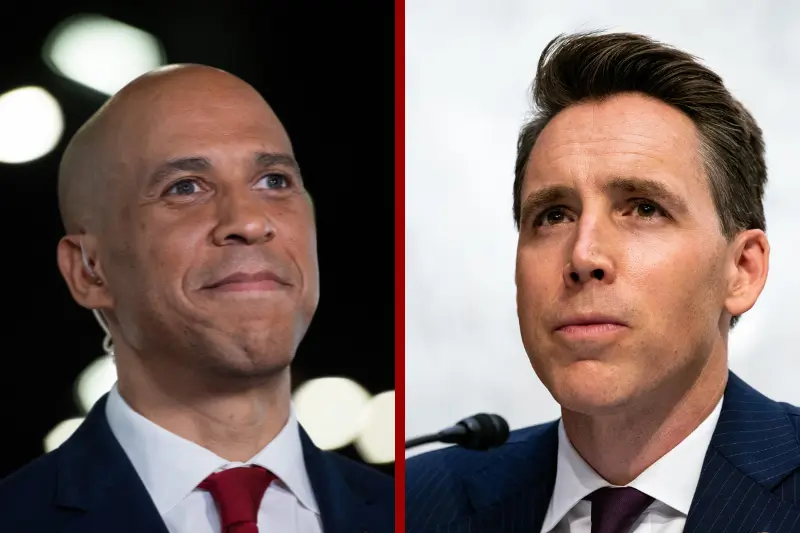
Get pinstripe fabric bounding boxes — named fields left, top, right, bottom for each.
left=406, top=372, right=800, bottom=533
left=406, top=421, right=559, bottom=533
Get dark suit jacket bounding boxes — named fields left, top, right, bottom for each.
left=406, top=372, right=800, bottom=533
left=0, top=393, right=394, bottom=533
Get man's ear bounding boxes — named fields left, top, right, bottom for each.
left=56, top=234, right=113, bottom=311
left=724, top=229, right=769, bottom=318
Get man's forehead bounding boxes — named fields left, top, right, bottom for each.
left=135, top=90, right=286, bottom=136
left=118, top=93, right=293, bottom=172
left=528, top=96, right=703, bottom=186
left=139, top=111, right=292, bottom=153
left=536, top=94, right=699, bottom=151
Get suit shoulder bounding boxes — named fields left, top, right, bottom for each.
left=0, top=449, right=59, bottom=497
left=405, top=422, right=555, bottom=532
left=0, top=449, right=61, bottom=526
left=323, top=450, right=393, bottom=503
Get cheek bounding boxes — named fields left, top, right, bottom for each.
left=626, top=236, right=722, bottom=310
left=137, top=223, right=207, bottom=293
left=624, top=238, right=726, bottom=360
left=625, top=234, right=685, bottom=279
left=287, top=220, right=317, bottom=261
left=277, top=201, right=317, bottom=259
left=515, top=247, right=555, bottom=318
left=273, top=206, right=319, bottom=303
left=517, top=236, right=561, bottom=283
left=283, top=222, right=320, bottom=321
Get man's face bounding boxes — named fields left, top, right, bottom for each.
left=101, top=75, right=318, bottom=377
left=515, top=93, right=733, bottom=415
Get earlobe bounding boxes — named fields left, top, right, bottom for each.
left=724, top=229, right=769, bottom=318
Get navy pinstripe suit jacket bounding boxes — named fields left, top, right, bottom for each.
left=406, top=372, right=800, bottom=533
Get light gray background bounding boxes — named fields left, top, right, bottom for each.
left=406, top=0, right=800, bottom=455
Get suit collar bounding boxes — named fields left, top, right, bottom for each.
left=300, top=427, right=382, bottom=533
left=706, top=372, right=800, bottom=488
left=104, top=384, right=319, bottom=516
left=542, top=395, right=722, bottom=532
left=55, top=394, right=170, bottom=533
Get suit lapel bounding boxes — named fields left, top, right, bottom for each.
left=300, top=427, right=384, bottom=533
left=55, top=395, right=168, bottom=533
left=684, top=372, right=800, bottom=533
left=433, top=422, right=560, bottom=533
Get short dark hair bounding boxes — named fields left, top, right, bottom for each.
left=513, top=31, right=768, bottom=327
left=514, top=31, right=766, bottom=237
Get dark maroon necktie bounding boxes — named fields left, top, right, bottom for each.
left=199, top=466, right=276, bottom=533
left=587, top=487, right=655, bottom=533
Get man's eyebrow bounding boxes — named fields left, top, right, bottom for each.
left=519, top=185, right=572, bottom=224
left=602, top=176, right=688, bottom=214
left=146, top=151, right=301, bottom=189
left=254, top=152, right=301, bottom=174
left=519, top=176, right=689, bottom=223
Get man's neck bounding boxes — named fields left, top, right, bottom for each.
left=561, top=349, right=727, bottom=486
left=115, top=354, right=292, bottom=463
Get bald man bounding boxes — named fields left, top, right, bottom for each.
left=0, top=65, right=393, bottom=533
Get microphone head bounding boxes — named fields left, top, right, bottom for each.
left=454, top=413, right=509, bottom=450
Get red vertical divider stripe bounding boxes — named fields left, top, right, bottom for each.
left=394, top=0, right=406, bottom=531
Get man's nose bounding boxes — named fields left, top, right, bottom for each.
left=212, top=193, right=276, bottom=246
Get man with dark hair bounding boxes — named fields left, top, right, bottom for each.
left=406, top=32, right=798, bottom=533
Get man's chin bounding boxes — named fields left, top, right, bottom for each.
left=202, top=354, right=292, bottom=384
left=558, top=395, right=634, bottom=417
left=548, top=368, right=641, bottom=416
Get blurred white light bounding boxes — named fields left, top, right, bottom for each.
left=355, top=390, right=395, bottom=464
left=75, top=355, right=117, bottom=413
left=44, top=418, right=84, bottom=452
left=293, top=377, right=372, bottom=450
left=44, top=14, right=166, bottom=95
left=0, top=86, right=64, bottom=164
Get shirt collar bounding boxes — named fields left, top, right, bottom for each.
left=541, top=396, right=723, bottom=533
left=105, top=383, right=319, bottom=516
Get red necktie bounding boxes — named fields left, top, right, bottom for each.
left=199, top=466, right=276, bottom=533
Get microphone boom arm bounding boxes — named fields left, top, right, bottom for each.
left=404, top=433, right=442, bottom=449
left=405, top=413, right=509, bottom=451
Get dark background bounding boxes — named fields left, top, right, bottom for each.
left=0, top=0, right=394, bottom=478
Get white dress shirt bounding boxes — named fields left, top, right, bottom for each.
left=541, top=397, right=723, bottom=533
left=105, top=384, right=322, bottom=533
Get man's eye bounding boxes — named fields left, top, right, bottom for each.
left=631, top=200, right=666, bottom=218
left=257, top=173, right=291, bottom=189
left=167, top=179, right=200, bottom=196
left=535, top=207, right=570, bottom=227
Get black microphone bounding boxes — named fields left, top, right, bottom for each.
left=405, top=413, right=510, bottom=451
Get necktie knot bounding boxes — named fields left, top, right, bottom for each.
left=587, top=487, right=654, bottom=533
left=199, top=465, right=276, bottom=533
